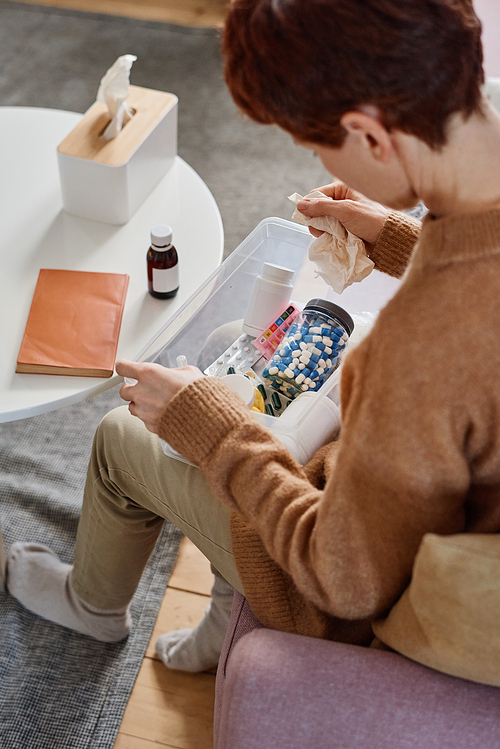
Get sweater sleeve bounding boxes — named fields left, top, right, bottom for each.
left=159, top=315, right=468, bottom=622
left=369, top=211, right=421, bottom=278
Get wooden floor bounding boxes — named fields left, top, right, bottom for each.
left=114, top=537, right=217, bottom=749
left=9, top=0, right=229, bottom=26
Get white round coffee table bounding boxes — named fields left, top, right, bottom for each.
left=0, top=107, right=224, bottom=423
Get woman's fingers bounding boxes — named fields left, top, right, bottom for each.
left=116, top=360, right=205, bottom=435
left=297, top=197, right=346, bottom=218
left=309, top=227, right=325, bottom=238
left=297, top=193, right=389, bottom=246
left=308, top=181, right=352, bottom=200
left=115, top=359, right=141, bottom=379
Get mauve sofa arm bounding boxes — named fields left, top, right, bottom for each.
left=217, top=629, right=500, bottom=749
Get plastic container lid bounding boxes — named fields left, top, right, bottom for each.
left=262, top=263, right=294, bottom=284
left=220, top=373, right=256, bottom=407
left=151, top=225, right=173, bottom=248
left=304, top=298, right=355, bottom=336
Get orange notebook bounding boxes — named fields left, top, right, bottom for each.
left=16, top=269, right=129, bottom=378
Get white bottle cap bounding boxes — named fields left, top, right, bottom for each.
left=262, top=263, right=294, bottom=284
left=151, top=225, right=173, bottom=248
left=220, top=374, right=255, bottom=408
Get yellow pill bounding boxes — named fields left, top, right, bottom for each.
left=251, top=388, right=266, bottom=413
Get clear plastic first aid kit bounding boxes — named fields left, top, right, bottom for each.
left=132, top=217, right=400, bottom=465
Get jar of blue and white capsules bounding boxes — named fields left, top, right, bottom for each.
left=262, top=298, right=354, bottom=400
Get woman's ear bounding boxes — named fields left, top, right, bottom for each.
left=340, top=110, right=393, bottom=163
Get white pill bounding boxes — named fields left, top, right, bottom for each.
left=284, top=368, right=294, bottom=378
left=224, top=351, right=231, bottom=357
left=298, top=363, right=306, bottom=370
left=318, top=359, right=326, bottom=367
left=317, top=367, right=325, bottom=375
left=325, top=346, right=332, bottom=355
left=299, top=342, right=308, bottom=350
left=305, top=377, right=313, bottom=385
left=292, top=349, right=301, bottom=358
left=217, top=358, right=224, bottom=364
left=294, top=333, right=302, bottom=341
left=323, top=337, right=333, bottom=346
left=236, top=353, right=243, bottom=360
left=311, top=346, right=321, bottom=356
left=269, top=366, right=279, bottom=375
left=301, top=383, right=309, bottom=391
left=313, top=335, right=322, bottom=342
left=310, top=326, right=322, bottom=334
left=296, top=373, right=305, bottom=384
left=326, top=359, right=332, bottom=367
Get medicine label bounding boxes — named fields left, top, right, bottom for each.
left=152, top=266, right=179, bottom=294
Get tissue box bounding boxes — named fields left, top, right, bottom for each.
left=57, top=85, right=178, bottom=224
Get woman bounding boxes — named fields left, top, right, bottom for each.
left=6, top=0, right=500, bottom=674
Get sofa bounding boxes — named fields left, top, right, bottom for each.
left=213, top=591, right=500, bottom=749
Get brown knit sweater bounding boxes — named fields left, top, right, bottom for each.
left=159, top=207, right=500, bottom=644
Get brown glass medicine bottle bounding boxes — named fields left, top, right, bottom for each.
left=147, top=225, right=179, bottom=299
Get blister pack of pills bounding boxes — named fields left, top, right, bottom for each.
left=204, top=333, right=264, bottom=378
left=254, top=381, right=290, bottom=416
left=204, top=332, right=294, bottom=416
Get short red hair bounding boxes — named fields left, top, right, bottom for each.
left=222, top=0, right=484, bottom=148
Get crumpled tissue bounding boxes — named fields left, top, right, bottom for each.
left=288, top=191, right=374, bottom=294
left=97, top=54, right=137, bottom=140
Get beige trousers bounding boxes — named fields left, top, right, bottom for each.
left=71, top=405, right=243, bottom=610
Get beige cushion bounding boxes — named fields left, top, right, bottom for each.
left=373, top=533, right=500, bottom=686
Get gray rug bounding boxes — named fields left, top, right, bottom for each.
left=0, top=385, right=183, bottom=749
left=0, top=3, right=332, bottom=747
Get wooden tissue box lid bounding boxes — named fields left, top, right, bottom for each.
left=57, top=85, right=177, bottom=167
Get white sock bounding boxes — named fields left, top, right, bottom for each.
left=7, top=542, right=131, bottom=642
left=155, top=574, right=234, bottom=672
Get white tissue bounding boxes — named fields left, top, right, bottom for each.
left=288, top=191, right=374, bottom=294
left=97, top=54, right=137, bottom=140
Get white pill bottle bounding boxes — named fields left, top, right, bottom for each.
left=242, top=262, right=294, bottom=336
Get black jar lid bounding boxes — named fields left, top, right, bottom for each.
left=304, top=298, right=355, bottom=336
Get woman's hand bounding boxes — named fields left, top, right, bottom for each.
left=297, top=182, right=390, bottom=249
left=116, top=359, right=204, bottom=435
